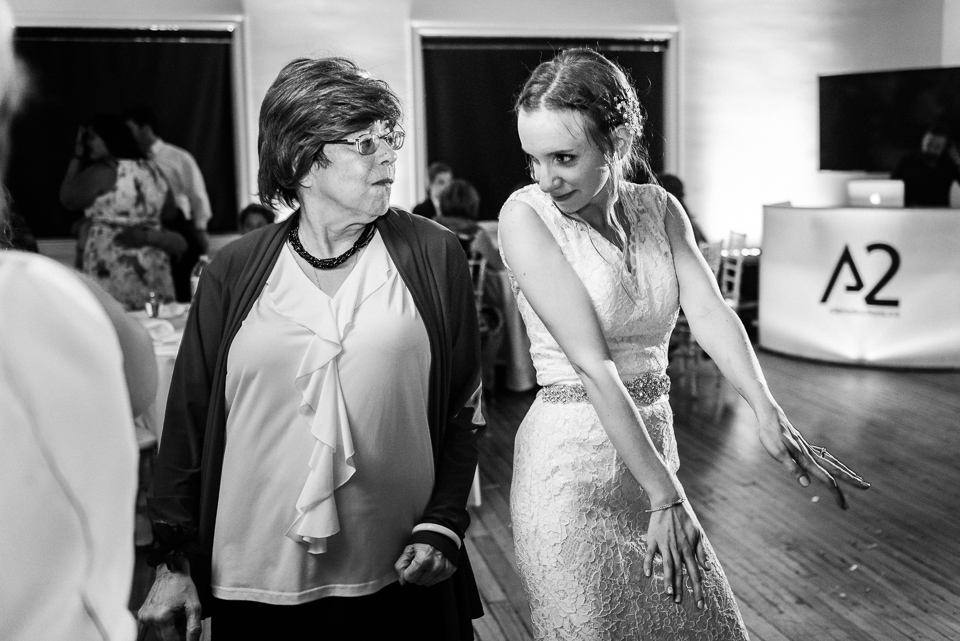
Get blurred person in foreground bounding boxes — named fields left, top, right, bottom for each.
left=0, top=3, right=158, bottom=638
left=412, top=160, right=453, bottom=219
left=139, top=56, right=484, bottom=640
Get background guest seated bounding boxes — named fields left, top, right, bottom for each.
left=435, top=178, right=504, bottom=272
left=435, top=178, right=505, bottom=394
left=238, top=202, right=276, bottom=234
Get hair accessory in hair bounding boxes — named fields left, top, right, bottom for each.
left=607, top=94, right=643, bottom=132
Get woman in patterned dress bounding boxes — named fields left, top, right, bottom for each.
left=60, top=113, right=184, bottom=308
left=498, top=48, right=870, bottom=640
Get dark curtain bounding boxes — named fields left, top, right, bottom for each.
left=9, top=27, right=238, bottom=238
left=422, top=37, right=667, bottom=221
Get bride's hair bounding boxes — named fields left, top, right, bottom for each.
left=515, top=48, right=654, bottom=266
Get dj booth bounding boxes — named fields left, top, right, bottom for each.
left=759, top=202, right=960, bottom=368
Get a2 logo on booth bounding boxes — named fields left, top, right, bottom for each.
left=820, top=243, right=901, bottom=308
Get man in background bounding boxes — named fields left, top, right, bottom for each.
left=125, top=105, right=211, bottom=300
left=412, top=161, right=453, bottom=219
left=891, top=123, right=960, bottom=207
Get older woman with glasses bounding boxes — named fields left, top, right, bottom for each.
left=138, top=56, right=485, bottom=640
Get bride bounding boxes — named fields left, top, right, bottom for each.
left=498, top=48, right=869, bottom=640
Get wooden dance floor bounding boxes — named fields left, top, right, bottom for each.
left=131, top=350, right=960, bottom=640
left=468, top=351, right=960, bottom=641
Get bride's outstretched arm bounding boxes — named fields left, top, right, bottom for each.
left=500, top=198, right=708, bottom=607
left=662, top=193, right=870, bottom=508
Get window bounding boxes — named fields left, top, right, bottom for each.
left=421, top=36, right=667, bottom=219
left=10, top=26, right=239, bottom=236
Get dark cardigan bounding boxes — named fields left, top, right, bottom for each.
left=147, top=208, right=484, bottom=632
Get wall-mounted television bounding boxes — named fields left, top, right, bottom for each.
left=819, top=66, right=960, bottom=172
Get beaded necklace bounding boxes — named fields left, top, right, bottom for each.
left=288, top=216, right=376, bottom=270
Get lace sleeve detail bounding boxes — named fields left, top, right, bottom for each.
left=626, top=182, right=669, bottom=223
left=500, top=185, right=566, bottom=273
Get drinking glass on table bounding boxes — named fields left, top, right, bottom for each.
left=144, top=291, right=162, bottom=318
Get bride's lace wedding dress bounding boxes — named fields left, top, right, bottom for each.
left=502, top=183, right=749, bottom=640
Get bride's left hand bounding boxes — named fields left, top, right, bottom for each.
left=643, top=500, right=709, bottom=608
left=757, top=406, right=870, bottom=509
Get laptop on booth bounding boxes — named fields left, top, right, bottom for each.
left=846, top=179, right=905, bottom=208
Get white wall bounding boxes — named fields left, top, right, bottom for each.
left=10, top=0, right=242, bottom=20
left=243, top=0, right=680, bottom=212
left=675, top=0, right=945, bottom=244
left=244, top=0, right=415, bottom=209
left=410, top=0, right=676, bottom=28
left=944, top=0, right=960, bottom=65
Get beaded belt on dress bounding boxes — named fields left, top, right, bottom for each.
left=540, top=372, right=671, bottom=406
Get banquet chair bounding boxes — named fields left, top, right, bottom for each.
left=468, top=252, right=487, bottom=317
left=700, top=240, right=724, bottom=280
left=465, top=250, right=491, bottom=507
left=719, top=231, right=757, bottom=317
left=670, top=240, right=725, bottom=398
left=468, top=251, right=506, bottom=396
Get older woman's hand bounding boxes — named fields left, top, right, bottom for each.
left=394, top=543, right=456, bottom=587
left=138, top=564, right=202, bottom=641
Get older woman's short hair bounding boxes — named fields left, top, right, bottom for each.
left=258, top=56, right=402, bottom=210
left=438, top=178, right=480, bottom=221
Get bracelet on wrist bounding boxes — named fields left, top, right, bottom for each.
left=645, top=496, right=687, bottom=513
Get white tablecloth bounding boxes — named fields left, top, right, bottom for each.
left=133, top=307, right=188, bottom=443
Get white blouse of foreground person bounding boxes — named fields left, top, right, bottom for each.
left=0, top=252, right=140, bottom=641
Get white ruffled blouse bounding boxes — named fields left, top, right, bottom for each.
left=212, top=232, right=434, bottom=604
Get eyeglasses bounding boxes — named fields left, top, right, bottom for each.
left=324, top=126, right=405, bottom=155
